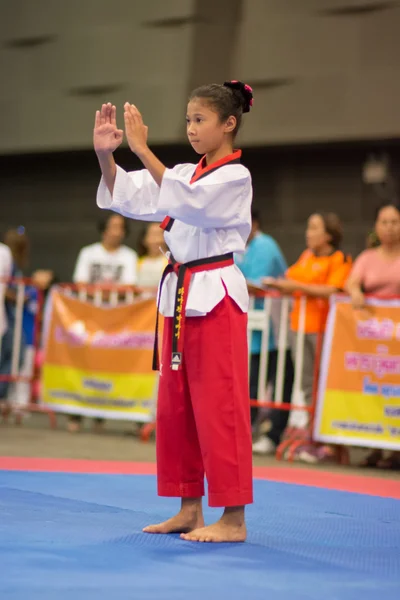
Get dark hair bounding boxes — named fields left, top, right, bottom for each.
left=136, top=225, right=149, bottom=258
left=189, top=80, right=253, bottom=137
left=136, top=222, right=166, bottom=258
left=98, top=212, right=129, bottom=237
left=316, top=212, right=343, bottom=250
left=251, top=209, right=261, bottom=227
left=374, top=201, right=400, bottom=222
left=4, top=228, right=30, bottom=270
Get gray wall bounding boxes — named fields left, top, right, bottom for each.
left=237, top=0, right=400, bottom=145
left=1, top=0, right=399, bottom=278
left=1, top=0, right=400, bottom=153
left=2, top=143, right=399, bottom=280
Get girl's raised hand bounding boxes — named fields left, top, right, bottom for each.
left=93, top=103, right=124, bottom=154
left=124, top=103, right=148, bottom=156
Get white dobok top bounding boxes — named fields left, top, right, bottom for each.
left=97, top=150, right=253, bottom=317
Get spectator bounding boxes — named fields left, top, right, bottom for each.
left=73, top=212, right=138, bottom=285
left=31, top=270, right=58, bottom=301
left=70, top=212, right=138, bottom=433
left=346, top=201, right=400, bottom=470
left=1, top=228, right=30, bottom=413
left=0, top=241, right=12, bottom=413
left=1, top=229, right=57, bottom=416
left=136, top=222, right=168, bottom=296
left=236, top=209, right=294, bottom=455
left=264, top=213, right=352, bottom=461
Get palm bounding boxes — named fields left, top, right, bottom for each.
left=93, top=103, right=123, bottom=153
left=94, top=123, right=122, bottom=152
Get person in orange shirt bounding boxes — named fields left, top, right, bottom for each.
left=264, top=213, right=352, bottom=437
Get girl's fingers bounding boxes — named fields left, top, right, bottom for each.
left=105, top=102, right=112, bottom=123
left=124, top=103, right=143, bottom=123
left=100, top=104, right=107, bottom=125
left=94, top=110, right=101, bottom=128
left=130, top=104, right=143, bottom=123
left=124, top=110, right=138, bottom=128
left=111, top=105, right=117, bottom=127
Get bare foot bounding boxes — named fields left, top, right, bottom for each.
left=143, top=498, right=204, bottom=534
left=180, top=505, right=246, bottom=543
left=180, top=520, right=246, bottom=543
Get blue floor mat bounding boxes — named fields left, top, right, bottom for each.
left=0, top=471, right=399, bottom=600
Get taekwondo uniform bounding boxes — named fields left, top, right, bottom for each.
left=97, top=150, right=253, bottom=507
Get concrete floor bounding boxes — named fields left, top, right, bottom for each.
left=1, top=412, right=399, bottom=481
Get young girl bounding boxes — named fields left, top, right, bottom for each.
left=94, top=81, right=254, bottom=543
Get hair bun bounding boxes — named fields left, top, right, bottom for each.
left=223, top=80, right=253, bottom=113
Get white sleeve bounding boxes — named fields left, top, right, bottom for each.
left=97, top=166, right=164, bottom=222
left=0, top=247, right=12, bottom=279
left=72, top=249, right=89, bottom=283
left=97, top=164, right=251, bottom=229
left=120, top=251, right=138, bottom=285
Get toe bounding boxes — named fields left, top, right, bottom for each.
left=143, top=525, right=162, bottom=533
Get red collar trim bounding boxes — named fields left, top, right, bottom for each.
left=190, top=149, right=242, bottom=184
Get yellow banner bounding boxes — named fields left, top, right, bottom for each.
left=41, top=289, right=160, bottom=421
left=314, top=297, right=400, bottom=450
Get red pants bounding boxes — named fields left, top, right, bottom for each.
left=156, top=295, right=253, bottom=507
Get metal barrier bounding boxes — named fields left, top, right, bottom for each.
left=247, top=290, right=330, bottom=462
left=1, top=279, right=368, bottom=464
left=61, top=282, right=138, bottom=306
left=0, top=277, right=56, bottom=427
left=0, top=280, right=324, bottom=449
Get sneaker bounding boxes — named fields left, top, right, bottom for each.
left=295, top=444, right=333, bottom=464
left=67, top=420, right=81, bottom=433
left=296, top=446, right=319, bottom=464
left=252, top=436, right=276, bottom=455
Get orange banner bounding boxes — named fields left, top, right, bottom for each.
left=314, top=297, right=400, bottom=450
left=41, top=289, right=161, bottom=421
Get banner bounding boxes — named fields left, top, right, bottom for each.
left=41, top=288, right=160, bottom=421
left=314, top=297, right=400, bottom=450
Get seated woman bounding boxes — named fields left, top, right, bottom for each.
left=346, top=201, right=400, bottom=470
left=263, top=213, right=352, bottom=462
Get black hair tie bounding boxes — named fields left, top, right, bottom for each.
left=223, top=80, right=253, bottom=113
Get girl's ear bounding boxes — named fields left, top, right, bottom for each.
left=224, top=115, right=237, bottom=134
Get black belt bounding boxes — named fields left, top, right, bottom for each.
left=153, top=252, right=234, bottom=371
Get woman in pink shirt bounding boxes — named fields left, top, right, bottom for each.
left=346, top=202, right=400, bottom=469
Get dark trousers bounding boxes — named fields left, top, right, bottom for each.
left=0, top=328, right=25, bottom=400
left=250, top=349, right=294, bottom=446
left=69, top=415, right=104, bottom=424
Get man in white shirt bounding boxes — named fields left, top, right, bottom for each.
left=73, top=212, right=138, bottom=285
left=69, top=212, right=138, bottom=432
left=0, top=243, right=12, bottom=408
